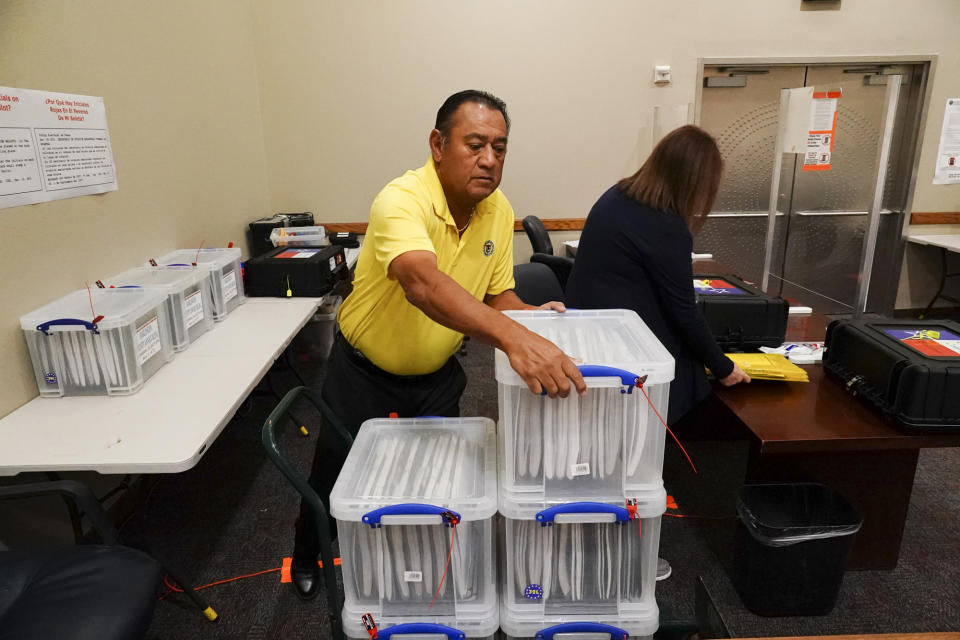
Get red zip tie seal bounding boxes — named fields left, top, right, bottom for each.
left=626, top=498, right=642, bottom=538
left=429, top=511, right=461, bottom=609
left=361, top=613, right=378, bottom=639
left=636, top=375, right=698, bottom=474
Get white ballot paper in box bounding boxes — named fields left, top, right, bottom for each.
left=0, top=85, right=118, bottom=210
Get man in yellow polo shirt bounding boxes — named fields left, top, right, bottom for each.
left=290, top=90, right=586, bottom=599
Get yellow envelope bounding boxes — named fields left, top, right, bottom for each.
left=710, top=353, right=809, bottom=382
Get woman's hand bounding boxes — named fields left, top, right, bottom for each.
left=719, top=364, right=751, bottom=386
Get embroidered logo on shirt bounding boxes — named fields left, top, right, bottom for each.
left=482, top=240, right=495, bottom=257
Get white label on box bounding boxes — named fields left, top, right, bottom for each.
left=183, top=290, right=205, bottom=329
left=221, top=270, right=238, bottom=303
left=328, top=256, right=336, bottom=271
left=403, top=571, right=423, bottom=583
left=136, top=316, right=161, bottom=365
left=571, top=462, right=590, bottom=477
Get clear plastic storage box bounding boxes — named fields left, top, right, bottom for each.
left=270, top=225, right=328, bottom=247
left=500, top=610, right=656, bottom=640
left=107, top=266, right=214, bottom=352
left=342, top=605, right=498, bottom=640
left=20, top=288, right=174, bottom=397
left=500, top=491, right=663, bottom=620
left=154, top=248, right=244, bottom=320
left=331, top=417, right=498, bottom=625
left=495, top=310, right=674, bottom=502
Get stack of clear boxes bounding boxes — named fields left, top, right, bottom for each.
left=154, top=247, right=244, bottom=321
left=496, top=310, right=674, bottom=640
left=332, top=417, right=499, bottom=640
left=20, top=288, right=175, bottom=397
left=106, top=266, right=215, bottom=352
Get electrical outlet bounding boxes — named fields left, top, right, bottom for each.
left=654, top=65, right=672, bottom=85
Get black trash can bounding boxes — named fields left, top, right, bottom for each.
left=733, top=483, right=862, bottom=616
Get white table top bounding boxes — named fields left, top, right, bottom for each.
left=907, top=233, right=960, bottom=252
left=0, top=296, right=323, bottom=476
left=563, top=239, right=712, bottom=261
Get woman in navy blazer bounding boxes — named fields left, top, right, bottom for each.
left=566, top=125, right=750, bottom=425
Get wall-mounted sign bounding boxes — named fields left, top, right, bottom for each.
left=802, top=90, right=841, bottom=172
left=933, top=98, right=960, bottom=185
left=0, top=86, right=118, bottom=210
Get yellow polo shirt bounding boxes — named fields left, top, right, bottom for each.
left=337, top=157, right=516, bottom=375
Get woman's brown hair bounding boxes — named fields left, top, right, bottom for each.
left=616, top=125, right=723, bottom=235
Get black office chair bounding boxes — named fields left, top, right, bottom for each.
left=530, top=253, right=574, bottom=292
left=0, top=481, right=162, bottom=640
left=521, top=215, right=574, bottom=289
left=522, top=215, right=554, bottom=255
left=513, top=262, right=565, bottom=306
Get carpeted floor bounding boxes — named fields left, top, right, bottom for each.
left=120, top=341, right=960, bottom=639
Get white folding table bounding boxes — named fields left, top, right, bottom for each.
left=907, top=233, right=960, bottom=317
left=0, top=247, right=360, bottom=476
left=0, top=296, right=324, bottom=475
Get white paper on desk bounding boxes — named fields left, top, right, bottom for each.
left=0, top=86, right=118, bottom=210
left=933, top=98, right=960, bottom=185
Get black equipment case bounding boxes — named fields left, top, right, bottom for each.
left=328, top=230, right=360, bottom=249
left=244, top=245, right=348, bottom=297
left=824, top=318, right=960, bottom=432
left=693, top=274, right=789, bottom=350
left=248, top=215, right=288, bottom=258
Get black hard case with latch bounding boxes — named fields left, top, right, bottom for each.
left=244, top=245, right=348, bottom=297
left=693, top=273, right=789, bottom=350
left=823, top=318, right=960, bottom=432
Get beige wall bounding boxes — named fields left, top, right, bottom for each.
left=251, top=0, right=960, bottom=221
left=0, top=1, right=271, bottom=418
left=252, top=0, right=959, bottom=312
left=3, top=0, right=960, bottom=417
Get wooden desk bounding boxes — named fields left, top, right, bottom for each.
left=733, top=634, right=960, bottom=640
left=709, top=303, right=960, bottom=569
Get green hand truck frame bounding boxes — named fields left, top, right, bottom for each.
left=262, top=385, right=354, bottom=640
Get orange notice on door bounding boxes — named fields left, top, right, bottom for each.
left=803, top=90, right=841, bottom=172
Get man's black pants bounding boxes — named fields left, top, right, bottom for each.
left=293, top=332, right=467, bottom=562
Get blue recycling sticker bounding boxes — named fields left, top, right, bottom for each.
left=524, top=584, right=543, bottom=600
left=44, top=372, right=57, bottom=385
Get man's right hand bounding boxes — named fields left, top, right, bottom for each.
left=503, top=325, right=587, bottom=398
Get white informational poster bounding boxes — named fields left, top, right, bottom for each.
left=0, top=86, right=118, bottom=210
left=802, top=91, right=841, bottom=172
left=933, top=98, right=960, bottom=185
